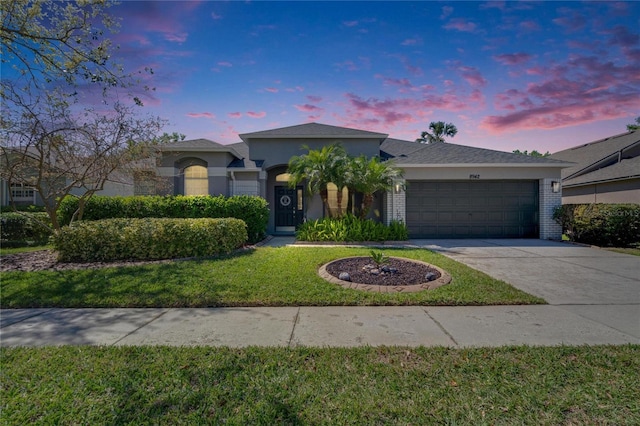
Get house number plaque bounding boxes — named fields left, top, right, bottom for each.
left=469, top=174, right=480, bottom=179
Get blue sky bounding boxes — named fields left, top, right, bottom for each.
left=39, top=1, right=640, bottom=152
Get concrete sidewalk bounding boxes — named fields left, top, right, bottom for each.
left=2, top=238, right=638, bottom=348
left=1, top=305, right=638, bottom=347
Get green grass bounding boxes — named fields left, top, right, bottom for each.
left=2, top=345, right=638, bottom=424
left=0, top=247, right=544, bottom=308
left=605, top=247, right=640, bottom=256
left=0, top=244, right=51, bottom=256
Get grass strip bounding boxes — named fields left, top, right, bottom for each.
left=0, top=247, right=544, bottom=308
left=2, top=345, right=638, bottom=424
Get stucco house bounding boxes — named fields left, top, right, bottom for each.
left=152, top=122, right=571, bottom=240
left=548, top=130, right=640, bottom=204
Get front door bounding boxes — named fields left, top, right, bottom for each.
left=275, top=186, right=304, bottom=233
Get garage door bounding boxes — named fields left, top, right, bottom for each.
left=406, top=180, right=539, bottom=238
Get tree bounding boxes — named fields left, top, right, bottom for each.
left=287, top=143, right=349, bottom=218
left=416, top=121, right=458, bottom=143
left=512, top=149, right=550, bottom=157
left=349, top=156, right=404, bottom=219
left=627, top=116, right=640, bottom=131
left=1, top=0, right=165, bottom=231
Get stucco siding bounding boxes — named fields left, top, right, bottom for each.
left=563, top=179, right=640, bottom=204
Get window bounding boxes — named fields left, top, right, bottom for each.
left=326, top=183, right=349, bottom=216
left=10, top=183, right=36, bottom=201
left=184, top=165, right=209, bottom=195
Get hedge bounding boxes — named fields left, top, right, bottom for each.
left=296, top=214, right=409, bottom=242
left=0, top=212, right=52, bottom=247
left=51, top=218, right=248, bottom=262
left=553, top=203, right=640, bottom=247
left=57, top=195, right=269, bottom=243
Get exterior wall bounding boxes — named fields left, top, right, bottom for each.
left=248, top=137, right=381, bottom=169
left=402, top=166, right=563, bottom=180
left=539, top=178, right=563, bottom=240
left=384, top=185, right=406, bottom=225
left=228, top=171, right=260, bottom=196
left=562, top=179, right=640, bottom=204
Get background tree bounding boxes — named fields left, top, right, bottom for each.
left=627, top=116, right=640, bottom=131
left=1, top=0, right=166, bottom=231
left=512, top=149, right=550, bottom=157
left=416, top=121, right=458, bottom=143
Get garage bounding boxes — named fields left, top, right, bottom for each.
left=406, top=180, right=539, bottom=238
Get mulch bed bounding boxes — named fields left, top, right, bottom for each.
left=325, top=257, right=441, bottom=286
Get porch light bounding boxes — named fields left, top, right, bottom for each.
left=551, top=181, right=560, bottom=193
left=394, top=182, right=403, bottom=194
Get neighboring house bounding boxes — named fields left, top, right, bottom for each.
left=153, top=122, right=571, bottom=239
left=549, top=130, right=640, bottom=204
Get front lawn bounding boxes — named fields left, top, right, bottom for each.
left=2, top=345, right=638, bottom=424
left=0, top=247, right=544, bottom=308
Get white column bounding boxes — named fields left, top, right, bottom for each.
left=539, top=178, right=563, bottom=240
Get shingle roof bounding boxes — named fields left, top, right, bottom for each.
left=549, top=130, right=640, bottom=179
left=161, top=138, right=244, bottom=159
left=239, top=122, right=388, bottom=139
left=380, top=138, right=425, bottom=159
left=563, top=155, right=640, bottom=186
left=387, top=140, right=571, bottom=166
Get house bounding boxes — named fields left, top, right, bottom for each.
left=153, top=122, right=571, bottom=239
left=548, top=130, right=640, bottom=204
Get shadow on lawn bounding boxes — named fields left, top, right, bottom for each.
left=2, top=248, right=259, bottom=309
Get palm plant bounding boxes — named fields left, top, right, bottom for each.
left=350, top=156, right=404, bottom=219
left=416, top=121, right=458, bottom=143
left=287, top=143, right=349, bottom=218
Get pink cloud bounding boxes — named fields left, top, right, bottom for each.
left=228, top=112, right=242, bottom=119
left=294, top=104, right=323, bottom=113
left=553, top=7, right=587, bottom=33
left=307, top=95, right=323, bottom=102
left=211, top=12, right=223, bottom=20
left=343, top=20, right=359, bottom=27
left=247, top=111, right=266, bottom=119
left=482, top=52, right=640, bottom=133
left=493, top=53, right=532, bottom=66
left=444, top=18, right=477, bottom=33
left=454, top=64, right=487, bottom=88
left=187, top=112, right=216, bottom=119
left=265, top=87, right=279, bottom=93
left=218, top=62, right=233, bottom=67
left=376, top=75, right=413, bottom=89
left=440, top=6, right=454, bottom=20
left=519, top=20, right=540, bottom=32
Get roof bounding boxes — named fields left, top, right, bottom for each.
left=226, top=142, right=262, bottom=169
left=239, top=122, right=389, bottom=140
left=549, top=130, right=640, bottom=180
left=161, top=138, right=244, bottom=159
left=387, top=140, right=572, bottom=166
left=562, top=156, right=640, bottom=187
left=380, top=138, right=425, bottom=159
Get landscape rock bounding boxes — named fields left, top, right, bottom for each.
left=338, top=272, right=351, bottom=281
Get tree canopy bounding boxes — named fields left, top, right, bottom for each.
left=1, top=0, right=166, bottom=231
left=512, top=149, right=550, bottom=157
left=416, top=121, right=458, bottom=143
left=627, top=117, right=639, bottom=131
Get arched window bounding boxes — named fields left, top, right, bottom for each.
left=184, top=165, right=208, bottom=195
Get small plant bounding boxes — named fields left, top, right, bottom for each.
left=370, top=250, right=388, bottom=267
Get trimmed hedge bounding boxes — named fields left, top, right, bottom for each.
left=0, top=212, right=52, bottom=247
left=57, top=195, right=269, bottom=243
left=296, top=214, right=409, bottom=242
left=553, top=204, right=640, bottom=247
left=51, top=218, right=248, bottom=262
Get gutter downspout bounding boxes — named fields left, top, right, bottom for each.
left=229, top=171, right=236, bottom=196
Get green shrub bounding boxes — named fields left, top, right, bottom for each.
left=51, top=218, right=248, bottom=262
left=553, top=204, right=640, bottom=247
left=57, top=195, right=269, bottom=243
left=0, top=212, right=52, bottom=247
left=296, top=214, right=409, bottom=242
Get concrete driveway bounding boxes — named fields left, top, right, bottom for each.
left=411, top=239, right=640, bottom=338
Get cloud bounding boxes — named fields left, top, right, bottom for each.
left=227, top=112, right=242, bottom=119
left=247, top=111, right=266, bottom=118
left=307, top=95, right=323, bottom=102
left=401, top=38, right=422, bottom=46
left=285, top=86, right=305, bottom=93
left=265, top=87, right=279, bottom=93
left=342, top=20, right=359, bottom=27
left=211, top=12, right=223, bottom=20
left=187, top=112, right=216, bottom=119
left=217, top=62, right=233, bottom=67
left=440, top=6, right=454, bottom=20
left=294, top=104, right=323, bottom=113
left=453, top=64, right=487, bottom=88
left=519, top=20, right=540, bottom=32
left=482, top=53, right=640, bottom=133
left=552, top=7, right=587, bottom=33
left=443, top=18, right=477, bottom=33
left=493, top=53, right=532, bottom=66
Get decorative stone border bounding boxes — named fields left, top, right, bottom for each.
left=318, top=256, right=452, bottom=293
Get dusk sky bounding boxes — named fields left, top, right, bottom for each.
left=86, top=1, right=640, bottom=152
